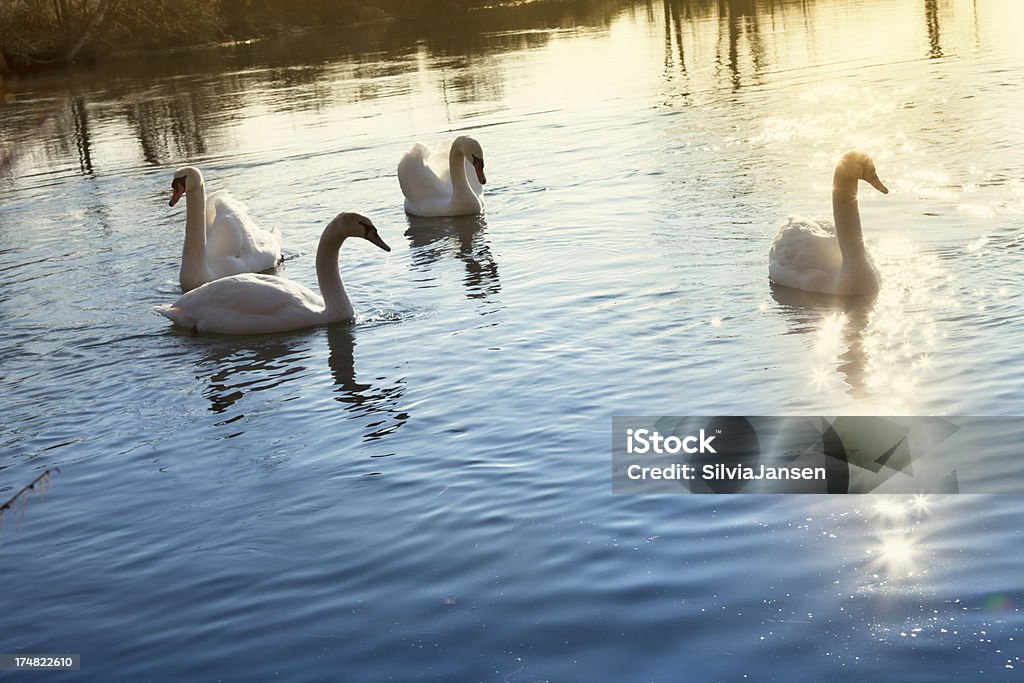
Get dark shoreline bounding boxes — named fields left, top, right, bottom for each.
left=0, top=0, right=484, bottom=78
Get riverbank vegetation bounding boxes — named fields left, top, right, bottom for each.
left=0, top=0, right=483, bottom=74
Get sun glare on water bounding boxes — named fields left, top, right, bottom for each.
left=863, top=496, right=936, bottom=579
left=806, top=238, right=948, bottom=411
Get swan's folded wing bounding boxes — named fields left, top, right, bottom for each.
left=190, top=274, right=321, bottom=313
left=398, top=142, right=451, bottom=202
left=158, top=274, right=324, bottom=334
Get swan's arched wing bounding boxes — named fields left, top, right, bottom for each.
left=205, top=192, right=281, bottom=274
left=205, top=192, right=247, bottom=258
left=398, top=142, right=452, bottom=204
left=426, top=140, right=453, bottom=180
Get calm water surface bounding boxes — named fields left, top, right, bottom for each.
left=2, top=0, right=1023, bottom=680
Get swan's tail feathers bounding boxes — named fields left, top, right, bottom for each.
left=247, top=225, right=283, bottom=266
left=154, top=304, right=194, bottom=329
left=154, top=304, right=179, bottom=320
left=265, top=226, right=283, bottom=260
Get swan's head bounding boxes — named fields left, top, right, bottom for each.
left=455, top=135, right=486, bottom=185
left=169, top=166, right=203, bottom=207
left=326, top=212, right=391, bottom=252
left=836, top=151, right=888, bottom=194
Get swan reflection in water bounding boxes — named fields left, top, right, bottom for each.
left=405, top=214, right=501, bottom=305
left=326, top=324, right=408, bottom=442
left=771, top=284, right=877, bottom=400
left=191, top=336, right=312, bottom=414
left=183, top=326, right=407, bottom=442
left=770, top=239, right=946, bottom=408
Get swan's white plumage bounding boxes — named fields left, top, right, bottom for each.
left=768, top=152, right=887, bottom=296
left=157, top=273, right=328, bottom=335
left=398, top=136, right=486, bottom=217
left=171, top=166, right=282, bottom=291
left=769, top=216, right=847, bottom=294
left=156, top=212, right=390, bottom=335
left=203, top=191, right=280, bottom=266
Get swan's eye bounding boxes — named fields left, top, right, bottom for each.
left=172, top=177, right=186, bottom=191
left=471, top=154, right=484, bottom=169
left=358, top=220, right=374, bottom=235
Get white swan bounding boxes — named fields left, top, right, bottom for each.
left=169, top=166, right=282, bottom=291
left=156, top=212, right=390, bottom=335
left=398, top=136, right=487, bottom=217
left=768, top=151, right=889, bottom=296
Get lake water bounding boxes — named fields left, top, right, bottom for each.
left=2, top=0, right=1023, bottom=680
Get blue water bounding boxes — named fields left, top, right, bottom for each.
left=2, top=0, right=1023, bottom=680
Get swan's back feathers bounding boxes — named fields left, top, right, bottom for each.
left=159, top=273, right=329, bottom=335
left=182, top=273, right=323, bottom=314
left=768, top=216, right=844, bottom=292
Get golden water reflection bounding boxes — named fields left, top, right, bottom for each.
left=6, top=0, right=1024, bottom=184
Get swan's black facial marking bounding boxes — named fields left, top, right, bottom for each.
left=358, top=219, right=392, bottom=253
left=861, top=163, right=889, bottom=195
left=470, top=154, right=487, bottom=185
left=169, top=176, right=187, bottom=207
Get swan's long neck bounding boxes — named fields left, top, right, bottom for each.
left=317, top=230, right=354, bottom=320
left=448, top=143, right=474, bottom=199
left=832, top=173, right=867, bottom=262
left=180, top=178, right=209, bottom=286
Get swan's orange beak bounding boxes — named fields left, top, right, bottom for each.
left=169, top=178, right=186, bottom=207
left=866, top=172, right=888, bottom=195
left=472, top=158, right=487, bottom=185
